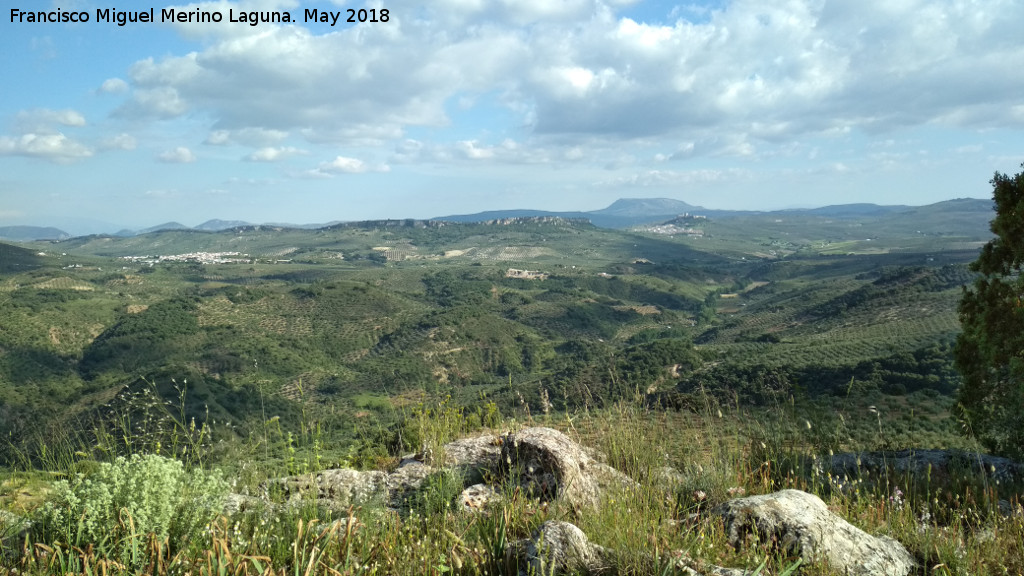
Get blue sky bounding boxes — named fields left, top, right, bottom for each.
left=2, top=0, right=1023, bottom=234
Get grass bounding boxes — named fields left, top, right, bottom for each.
left=3, top=388, right=1022, bottom=576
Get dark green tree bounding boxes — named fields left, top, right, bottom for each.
left=955, top=164, right=1024, bottom=459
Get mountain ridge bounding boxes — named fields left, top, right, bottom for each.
left=5, top=197, right=994, bottom=241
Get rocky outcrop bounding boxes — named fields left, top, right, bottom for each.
left=265, top=461, right=433, bottom=511
left=257, top=428, right=926, bottom=576
left=715, top=489, right=915, bottom=576
left=499, top=427, right=637, bottom=509
left=829, top=449, right=1024, bottom=485
left=441, top=434, right=503, bottom=483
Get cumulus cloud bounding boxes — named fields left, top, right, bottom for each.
left=245, top=146, right=305, bottom=162
left=157, top=146, right=197, bottom=163
left=0, top=133, right=93, bottom=162
left=308, top=155, right=390, bottom=176
left=99, top=133, right=137, bottom=151
left=104, top=0, right=1024, bottom=166
left=99, top=78, right=129, bottom=93
left=206, top=128, right=288, bottom=146
left=15, top=108, right=86, bottom=132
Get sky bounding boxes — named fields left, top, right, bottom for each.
left=2, top=0, right=1024, bottom=234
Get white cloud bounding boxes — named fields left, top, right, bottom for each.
left=205, top=128, right=289, bottom=146
left=157, top=146, right=197, bottom=163
left=314, top=155, right=390, bottom=175
left=0, top=132, right=93, bottom=162
left=99, top=133, right=137, bottom=151
left=15, top=108, right=86, bottom=132
left=99, top=78, right=129, bottom=93
left=99, top=0, right=1024, bottom=172
left=245, top=146, right=305, bottom=162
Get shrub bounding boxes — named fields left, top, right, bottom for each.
left=33, top=453, right=229, bottom=567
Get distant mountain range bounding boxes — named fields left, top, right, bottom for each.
left=434, top=197, right=993, bottom=229
left=1, top=198, right=993, bottom=242
left=0, top=226, right=71, bottom=242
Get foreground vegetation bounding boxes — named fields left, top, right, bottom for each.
left=1, top=391, right=1021, bottom=575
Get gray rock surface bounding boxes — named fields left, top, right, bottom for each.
left=716, top=489, right=915, bottom=576
left=507, top=520, right=751, bottom=576
left=459, top=483, right=500, bottom=513
left=499, top=427, right=637, bottom=509
left=829, top=449, right=1024, bottom=485
left=221, top=492, right=266, bottom=516
left=265, top=461, right=434, bottom=510
left=442, top=434, right=502, bottom=483
left=507, top=520, right=613, bottom=576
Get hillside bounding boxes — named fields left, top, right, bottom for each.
left=0, top=226, right=70, bottom=242
left=0, top=205, right=994, bottom=462
left=3, top=205, right=1020, bottom=575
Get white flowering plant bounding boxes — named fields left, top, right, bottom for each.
left=34, top=453, right=229, bottom=567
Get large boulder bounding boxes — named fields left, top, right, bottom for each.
left=499, top=427, right=637, bottom=509
left=442, top=434, right=503, bottom=483
left=715, top=489, right=915, bottom=576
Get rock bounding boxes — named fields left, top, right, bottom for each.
left=998, top=499, right=1023, bottom=519
left=716, top=489, right=915, bottom=576
left=222, top=492, right=266, bottom=516
left=507, top=520, right=750, bottom=576
left=264, top=462, right=434, bottom=511
left=459, top=483, right=500, bottom=513
left=829, top=449, right=1024, bottom=486
left=507, top=520, right=613, bottom=576
left=442, top=434, right=502, bottom=483
left=387, top=461, right=435, bottom=507
left=499, top=427, right=637, bottom=509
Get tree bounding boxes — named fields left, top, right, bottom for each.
left=955, top=164, right=1024, bottom=459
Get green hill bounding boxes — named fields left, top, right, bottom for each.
left=0, top=212, right=990, bottom=460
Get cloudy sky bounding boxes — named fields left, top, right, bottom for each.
left=2, top=0, right=1024, bottom=233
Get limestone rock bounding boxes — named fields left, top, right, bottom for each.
left=499, top=427, right=637, bottom=509
left=716, top=489, right=914, bottom=576
left=507, top=520, right=749, bottom=576
left=265, top=462, right=434, bottom=511
left=829, top=449, right=1024, bottom=486
left=507, top=520, right=613, bottom=576
left=442, top=434, right=502, bottom=483
left=222, top=492, right=266, bottom=516
left=459, top=483, right=500, bottom=513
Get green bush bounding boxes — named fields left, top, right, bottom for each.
left=34, top=453, right=229, bottom=567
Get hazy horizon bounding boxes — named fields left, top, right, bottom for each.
left=0, top=194, right=994, bottom=238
